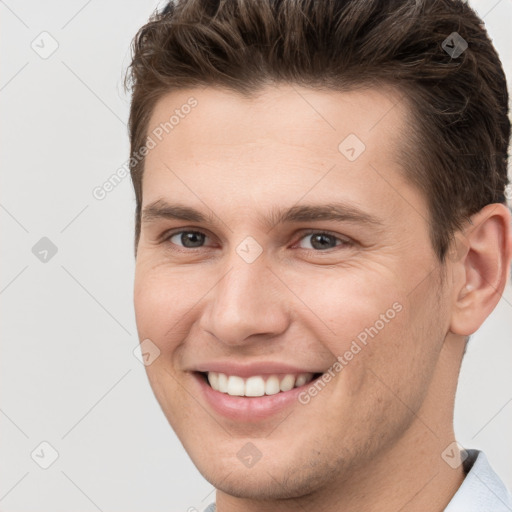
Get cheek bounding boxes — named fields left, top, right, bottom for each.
left=296, top=268, right=406, bottom=349
left=133, top=263, right=205, bottom=346
left=133, top=266, right=198, bottom=420
left=294, top=267, right=431, bottom=404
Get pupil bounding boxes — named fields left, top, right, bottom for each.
left=182, top=232, right=204, bottom=248
left=311, top=233, right=335, bottom=250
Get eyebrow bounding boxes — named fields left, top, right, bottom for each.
left=141, top=199, right=383, bottom=230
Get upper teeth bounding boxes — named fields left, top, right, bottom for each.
left=207, top=372, right=315, bottom=397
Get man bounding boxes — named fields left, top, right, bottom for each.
left=125, top=0, right=512, bottom=510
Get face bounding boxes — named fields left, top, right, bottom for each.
left=134, top=85, right=452, bottom=500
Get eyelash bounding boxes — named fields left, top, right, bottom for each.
left=160, top=228, right=354, bottom=253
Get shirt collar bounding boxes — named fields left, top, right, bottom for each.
left=444, top=449, right=512, bottom=511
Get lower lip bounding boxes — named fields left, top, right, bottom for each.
left=192, top=372, right=319, bottom=422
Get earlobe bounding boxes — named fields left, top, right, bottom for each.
left=449, top=203, right=512, bottom=336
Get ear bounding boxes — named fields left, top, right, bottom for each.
left=449, top=203, right=512, bottom=336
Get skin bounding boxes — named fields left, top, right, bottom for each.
left=133, top=84, right=512, bottom=512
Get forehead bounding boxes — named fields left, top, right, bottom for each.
left=142, top=83, right=423, bottom=225
left=146, top=84, right=409, bottom=157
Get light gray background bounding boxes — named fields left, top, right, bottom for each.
left=1, top=1, right=511, bottom=511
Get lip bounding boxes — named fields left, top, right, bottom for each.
left=194, top=360, right=325, bottom=378
left=192, top=371, right=323, bottom=422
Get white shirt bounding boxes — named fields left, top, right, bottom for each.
left=445, top=449, right=512, bottom=511
left=202, top=449, right=512, bottom=512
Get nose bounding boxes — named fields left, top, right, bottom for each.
left=198, top=250, right=289, bottom=346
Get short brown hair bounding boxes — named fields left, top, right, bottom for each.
left=125, top=0, right=510, bottom=260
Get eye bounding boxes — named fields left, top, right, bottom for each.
left=161, top=229, right=353, bottom=252
left=295, top=230, right=353, bottom=251
left=165, top=230, right=210, bottom=249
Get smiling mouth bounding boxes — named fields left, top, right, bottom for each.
left=197, top=371, right=323, bottom=397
